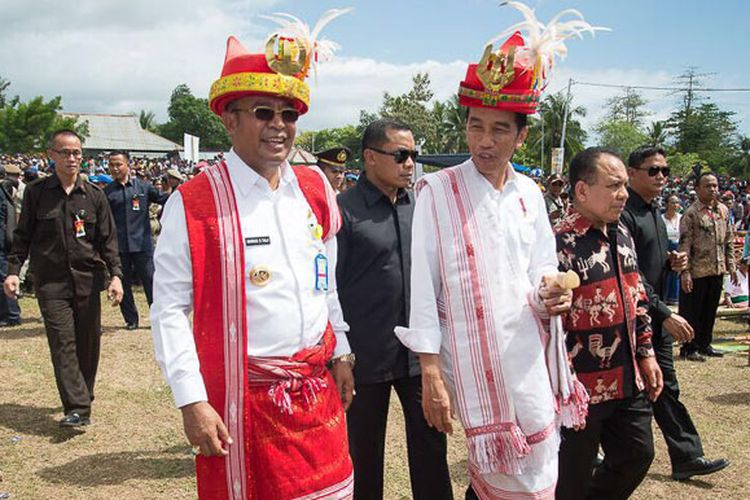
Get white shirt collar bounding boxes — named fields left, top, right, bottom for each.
left=465, top=158, right=519, bottom=195
left=224, top=148, right=296, bottom=197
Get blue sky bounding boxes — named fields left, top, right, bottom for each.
left=1, top=0, right=747, bottom=139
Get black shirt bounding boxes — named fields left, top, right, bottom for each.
left=336, top=174, right=420, bottom=384
left=621, top=188, right=673, bottom=325
left=8, top=174, right=122, bottom=299
left=104, top=176, right=168, bottom=254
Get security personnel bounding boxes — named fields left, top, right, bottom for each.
left=316, top=146, right=351, bottom=193
left=106, top=151, right=169, bottom=329
left=4, top=129, right=123, bottom=428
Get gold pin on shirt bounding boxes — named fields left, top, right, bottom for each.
left=249, top=266, right=272, bottom=287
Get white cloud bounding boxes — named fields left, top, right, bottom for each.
left=1, top=1, right=746, bottom=142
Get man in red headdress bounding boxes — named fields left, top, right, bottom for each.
left=150, top=10, right=355, bottom=499
left=395, top=3, right=603, bottom=498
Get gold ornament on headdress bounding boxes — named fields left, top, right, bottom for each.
left=265, top=35, right=308, bottom=77
left=476, top=44, right=517, bottom=92
left=261, top=8, right=353, bottom=80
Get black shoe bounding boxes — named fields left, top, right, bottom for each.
left=699, top=346, right=725, bottom=358
left=685, top=351, right=706, bottom=362
left=0, top=319, right=21, bottom=327
left=125, top=323, right=139, bottom=331
left=672, top=457, right=730, bottom=480
left=59, top=412, right=90, bottom=428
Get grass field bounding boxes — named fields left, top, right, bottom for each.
left=1, top=289, right=748, bottom=499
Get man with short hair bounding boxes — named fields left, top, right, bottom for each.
left=105, top=151, right=168, bottom=330
left=621, top=145, right=729, bottom=481
left=555, top=147, right=663, bottom=499
left=337, top=119, right=452, bottom=500
left=151, top=17, right=354, bottom=499
left=679, top=172, right=735, bottom=360
left=316, top=146, right=351, bottom=193
left=4, top=129, right=123, bottom=427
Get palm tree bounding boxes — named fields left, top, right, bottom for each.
left=139, top=109, right=157, bottom=131
left=646, top=120, right=668, bottom=146
left=526, top=91, right=587, bottom=172
left=440, top=94, right=468, bottom=153
left=736, top=135, right=750, bottom=177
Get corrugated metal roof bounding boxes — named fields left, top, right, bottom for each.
left=60, top=113, right=182, bottom=152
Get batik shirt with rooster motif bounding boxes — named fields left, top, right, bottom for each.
left=554, top=208, right=654, bottom=405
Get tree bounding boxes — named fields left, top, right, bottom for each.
left=139, top=109, right=157, bottom=132
left=731, top=135, right=750, bottom=178
left=157, top=84, right=230, bottom=151
left=666, top=102, right=738, bottom=172
left=646, top=120, right=668, bottom=146
left=595, top=120, right=648, bottom=158
left=0, top=76, right=9, bottom=109
left=525, top=92, right=587, bottom=171
left=0, top=95, right=88, bottom=153
left=360, top=72, right=440, bottom=153
left=666, top=151, right=703, bottom=179
left=295, top=125, right=362, bottom=165
left=603, top=87, right=649, bottom=127
left=437, top=94, right=468, bottom=154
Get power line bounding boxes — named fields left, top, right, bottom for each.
left=572, top=81, right=750, bottom=92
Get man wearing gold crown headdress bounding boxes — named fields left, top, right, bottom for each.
left=150, top=9, right=356, bottom=500
left=395, top=3, right=604, bottom=499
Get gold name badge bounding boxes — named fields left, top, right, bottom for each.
left=249, top=266, right=272, bottom=287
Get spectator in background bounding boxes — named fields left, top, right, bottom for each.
left=163, top=168, right=184, bottom=195
left=679, top=172, right=736, bottom=361
left=106, top=151, right=169, bottom=330
left=315, top=147, right=351, bottom=194
left=0, top=165, right=20, bottom=327
left=544, top=173, right=566, bottom=225
left=663, top=194, right=682, bottom=305
left=723, top=256, right=749, bottom=309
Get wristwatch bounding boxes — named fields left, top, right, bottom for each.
left=331, top=353, right=356, bottom=367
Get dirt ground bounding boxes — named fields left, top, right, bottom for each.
left=1, top=290, right=748, bottom=499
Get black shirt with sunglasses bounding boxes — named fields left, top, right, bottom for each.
left=620, top=187, right=674, bottom=326
left=335, top=173, right=420, bottom=384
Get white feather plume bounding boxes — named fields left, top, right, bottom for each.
left=490, top=1, right=609, bottom=88
left=260, top=7, right=352, bottom=79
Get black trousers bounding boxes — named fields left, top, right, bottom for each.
left=119, top=251, right=154, bottom=326
left=652, top=323, right=704, bottom=466
left=347, top=375, right=453, bottom=500
left=38, top=293, right=102, bottom=418
left=557, top=392, right=655, bottom=500
left=678, top=274, right=723, bottom=353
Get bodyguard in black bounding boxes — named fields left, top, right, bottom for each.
left=622, top=145, right=729, bottom=481
left=106, top=151, right=168, bottom=329
left=336, top=119, right=452, bottom=500
left=0, top=168, right=20, bottom=326
left=4, top=130, right=123, bottom=427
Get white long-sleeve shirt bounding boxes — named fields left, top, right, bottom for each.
left=151, top=150, right=350, bottom=408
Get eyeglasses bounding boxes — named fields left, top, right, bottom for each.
left=634, top=166, right=670, bottom=177
left=231, top=106, right=299, bottom=123
left=51, top=149, right=83, bottom=158
left=368, top=147, right=419, bottom=164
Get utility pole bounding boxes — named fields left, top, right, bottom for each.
left=559, top=78, right=573, bottom=153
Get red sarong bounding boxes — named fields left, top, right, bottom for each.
left=180, top=162, right=353, bottom=499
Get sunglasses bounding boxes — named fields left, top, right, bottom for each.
left=368, top=147, right=419, bottom=164
left=231, top=106, right=300, bottom=123
left=634, top=166, right=670, bottom=177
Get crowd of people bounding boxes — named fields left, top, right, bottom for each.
left=0, top=3, right=741, bottom=500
